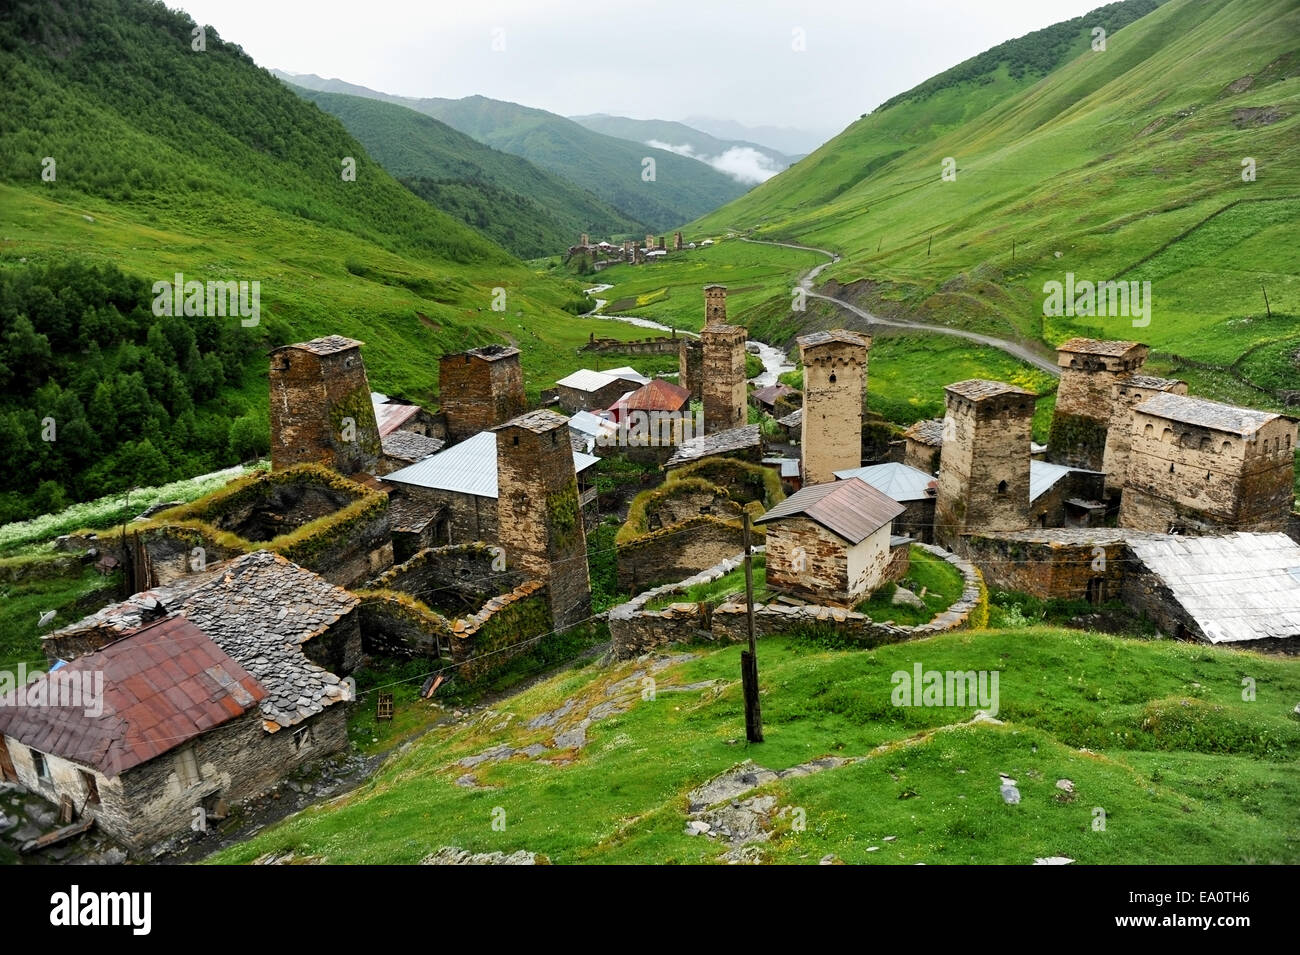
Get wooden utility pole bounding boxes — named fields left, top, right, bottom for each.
left=927, top=234, right=932, bottom=257
left=740, top=511, right=763, bottom=743
left=876, top=237, right=882, bottom=253
left=1262, top=281, right=1272, bottom=318
left=1012, top=238, right=1016, bottom=263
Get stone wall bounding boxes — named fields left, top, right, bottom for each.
left=368, top=542, right=525, bottom=605
left=356, top=591, right=454, bottom=660
left=617, top=516, right=747, bottom=592
left=450, top=581, right=552, bottom=682
left=679, top=338, right=703, bottom=401
left=1102, top=377, right=1188, bottom=494
left=609, top=544, right=985, bottom=659
left=583, top=334, right=682, bottom=356
left=386, top=486, right=498, bottom=547
left=963, top=532, right=1128, bottom=604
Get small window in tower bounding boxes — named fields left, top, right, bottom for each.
left=829, top=373, right=837, bottom=383
left=551, top=431, right=557, bottom=445
left=512, top=435, right=519, bottom=446
left=1206, top=471, right=1211, bottom=481
left=997, top=480, right=1008, bottom=495
left=31, top=750, right=50, bottom=781
left=1169, top=464, right=1175, bottom=474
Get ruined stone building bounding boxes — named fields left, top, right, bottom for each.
left=798, top=329, right=870, bottom=485
left=269, top=336, right=382, bottom=476
left=699, top=286, right=748, bottom=434
left=494, top=410, right=592, bottom=628
left=1047, top=338, right=1149, bottom=471
left=756, top=477, right=907, bottom=608
left=438, top=345, right=526, bottom=443
left=934, top=379, right=1037, bottom=547
left=678, top=338, right=703, bottom=401
left=1119, top=392, right=1297, bottom=534
left=1101, top=374, right=1188, bottom=496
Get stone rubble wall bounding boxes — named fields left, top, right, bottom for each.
left=609, top=543, right=985, bottom=660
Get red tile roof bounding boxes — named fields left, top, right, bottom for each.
left=0, top=617, right=265, bottom=777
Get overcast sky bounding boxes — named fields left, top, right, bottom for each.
left=176, top=0, right=1108, bottom=142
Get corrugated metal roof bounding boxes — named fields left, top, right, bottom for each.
left=556, top=367, right=647, bottom=392
left=371, top=393, right=423, bottom=436
left=1134, top=392, right=1285, bottom=436
left=1128, top=533, right=1300, bottom=644
left=1028, top=460, right=1105, bottom=503
left=834, top=462, right=935, bottom=502
left=569, top=410, right=616, bottom=437
left=0, top=617, right=265, bottom=776
left=383, top=432, right=597, bottom=497
left=615, top=379, right=689, bottom=413
left=754, top=477, right=905, bottom=544
left=763, top=456, right=802, bottom=479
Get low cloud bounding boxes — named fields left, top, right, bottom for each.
left=646, top=140, right=782, bottom=185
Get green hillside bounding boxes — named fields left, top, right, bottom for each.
left=290, top=87, right=645, bottom=257
left=212, top=629, right=1300, bottom=865
left=692, top=0, right=1300, bottom=406
left=0, top=0, right=658, bottom=521
left=282, top=74, right=750, bottom=231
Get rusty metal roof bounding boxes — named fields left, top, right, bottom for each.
left=616, top=379, right=690, bottom=413
left=754, top=477, right=905, bottom=544
left=0, top=617, right=265, bottom=777
left=751, top=384, right=797, bottom=406
left=371, top=394, right=424, bottom=436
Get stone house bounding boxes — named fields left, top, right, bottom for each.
left=554, top=368, right=648, bottom=414
left=1028, top=459, right=1107, bottom=528
left=1100, top=374, right=1188, bottom=495
left=756, top=477, right=906, bottom=607
left=1120, top=392, right=1297, bottom=534
left=6, top=548, right=359, bottom=852
left=901, top=418, right=944, bottom=474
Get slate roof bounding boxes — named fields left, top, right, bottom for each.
left=381, top=430, right=444, bottom=463
left=1126, top=533, right=1300, bottom=644
left=1057, top=338, right=1145, bottom=357
left=833, top=462, right=936, bottom=502
left=797, top=329, right=870, bottom=349
left=1133, top=392, right=1285, bottom=436
left=777, top=408, right=803, bottom=429
left=903, top=418, right=945, bottom=446
left=755, top=477, right=905, bottom=545
left=1119, top=374, right=1184, bottom=391
left=383, top=431, right=598, bottom=497
left=49, top=552, right=358, bottom=732
left=945, top=379, right=1037, bottom=401
left=462, top=344, right=520, bottom=362
left=272, top=336, right=362, bottom=356
left=0, top=617, right=265, bottom=776
left=665, top=425, right=763, bottom=468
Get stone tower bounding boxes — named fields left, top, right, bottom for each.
left=269, top=336, right=381, bottom=476
left=438, top=345, right=526, bottom=443
left=657, top=236, right=666, bottom=250
left=1048, top=338, right=1149, bottom=470
left=704, top=284, right=727, bottom=325
left=494, top=410, right=591, bottom=629
left=798, top=329, right=870, bottom=485
left=674, top=231, right=683, bottom=250
left=678, top=338, right=703, bottom=401
left=580, top=233, right=589, bottom=247
left=699, top=286, right=747, bottom=434
left=645, top=233, right=656, bottom=251
left=934, top=379, right=1037, bottom=547
left=1101, top=374, right=1188, bottom=495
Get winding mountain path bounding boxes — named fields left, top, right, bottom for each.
left=739, top=237, right=1060, bottom=377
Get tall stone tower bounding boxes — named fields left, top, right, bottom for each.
left=438, top=345, right=526, bottom=443
left=580, top=233, right=589, bottom=247
left=798, top=329, right=870, bottom=485
left=645, top=233, right=656, bottom=251
left=699, top=286, right=747, bottom=434
left=673, top=231, right=683, bottom=251
left=934, top=379, right=1037, bottom=547
left=678, top=338, right=703, bottom=401
left=269, top=336, right=381, bottom=476
left=1101, top=374, right=1188, bottom=495
left=1048, top=338, right=1149, bottom=470
left=494, top=410, right=591, bottom=629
